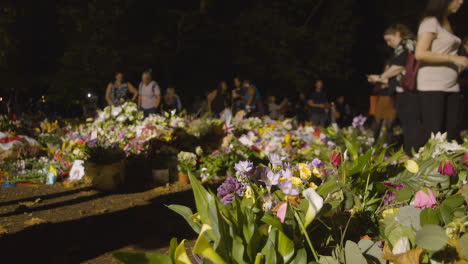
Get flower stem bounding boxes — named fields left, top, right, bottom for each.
left=362, top=172, right=371, bottom=210
left=294, top=210, right=319, bottom=261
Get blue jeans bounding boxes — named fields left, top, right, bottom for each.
left=142, top=107, right=157, bottom=118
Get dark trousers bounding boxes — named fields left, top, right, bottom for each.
left=142, top=107, right=158, bottom=118
left=396, top=92, right=423, bottom=155
left=419, top=91, right=460, bottom=143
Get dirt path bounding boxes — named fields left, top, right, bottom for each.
left=0, top=181, right=215, bottom=263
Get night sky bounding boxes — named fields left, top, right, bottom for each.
left=1, top=0, right=467, bottom=115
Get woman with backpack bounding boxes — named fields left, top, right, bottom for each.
left=368, top=24, right=420, bottom=155
left=106, top=72, right=138, bottom=107
left=138, top=70, right=161, bottom=118
left=415, top=0, right=468, bottom=142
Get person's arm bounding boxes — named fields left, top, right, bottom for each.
left=368, top=65, right=405, bottom=83
left=207, top=90, right=216, bottom=114
left=128, top=83, right=138, bottom=101
left=105, top=83, right=114, bottom=106
left=415, top=32, right=468, bottom=67
left=176, top=95, right=182, bottom=111
left=246, top=87, right=255, bottom=106
left=307, top=99, right=325, bottom=108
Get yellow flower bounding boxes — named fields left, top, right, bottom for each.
left=382, top=208, right=400, bottom=219
left=244, top=186, right=255, bottom=201
left=285, top=134, right=291, bottom=145
left=258, top=128, right=265, bottom=137
left=309, top=182, right=318, bottom=190
left=298, top=163, right=312, bottom=181
left=312, top=167, right=321, bottom=178
left=278, top=177, right=287, bottom=183
left=290, top=177, right=303, bottom=187
left=404, top=160, right=419, bottom=174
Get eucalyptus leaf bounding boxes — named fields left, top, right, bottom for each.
left=415, top=225, right=448, bottom=252
left=441, top=195, right=465, bottom=209
left=459, top=234, right=468, bottom=260
left=358, top=239, right=385, bottom=264
left=397, top=206, right=422, bottom=231
left=395, top=186, right=413, bottom=202
left=318, top=256, right=340, bottom=264
left=345, top=241, right=367, bottom=264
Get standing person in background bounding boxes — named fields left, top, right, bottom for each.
left=106, top=72, right=138, bottom=107
left=295, top=92, right=309, bottom=125
left=243, top=79, right=264, bottom=117
left=232, top=76, right=245, bottom=115
left=138, top=70, right=161, bottom=118
left=335, top=96, right=352, bottom=127
left=308, top=79, right=328, bottom=127
left=163, top=87, right=183, bottom=113
left=208, top=80, right=230, bottom=118
left=415, top=0, right=468, bottom=142
left=459, top=36, right=468, bottom=130
left=368, top=24, right=418, bottom=154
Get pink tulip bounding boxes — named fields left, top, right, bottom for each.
left=462, top=153, right=468, bottom=166
left=414, top=189, right=437, bottom=209
left=438, top=160, right=456, bottom=176
left=276, top=203, right=287, bottom=223
left=331, top=152, right=342, bottom=166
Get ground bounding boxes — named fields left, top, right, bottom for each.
left=0, top=180, right=216, bottom=263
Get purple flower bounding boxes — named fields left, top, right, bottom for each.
left=279, top=180, right=300, bottom=196
left=263, top=194, right=277, bottom=212
left=234, top=160, right=254, bottom=175
left=383, top=192, right=396, bottom=205
left=221, top=193, right=235, bottom=205
left=396, top=183, right=405, bottom=191
left=118, top=132, right=125, bottom=140
left=381, top=181, right=405, bottom=191
left=261, top=168, right=280, bottom=186
left=352, top=115, right=367, bottom=128
left=217, top=176, right=244, bottom=205
left=311, top=158, right=323, bottom=168
left=109, top=125, right=115, bottom=132
left=281, top=168, right=294, bottom=179
left=86, top=139, right=98, bottom=147
left=268, top=154, right=285, bottom=168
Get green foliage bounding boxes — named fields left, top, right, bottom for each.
left=415, top=225, right=448, bottom=252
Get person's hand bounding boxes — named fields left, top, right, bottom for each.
left=367, top=74, right=380, bottom=83
left=451, top=55, right=468, bottom=68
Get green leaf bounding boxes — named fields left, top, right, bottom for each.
left=169, top=238, right=178, bottom=260
left=420, top=209, right=439, bottom=226
left=462, top=183, right=468, bottom=204
left=261, top=229, right=278, bottom=264
left=397, top=206, right=422, bottom=231
left=112, top=252, right=172, bottom=264
left=459, top=234, right=468, bottom=260
left=441, top=195, right=465, bottom=209
left=188, top=172, right=213, bottom=227
left=395, top=186, right=413, bottom=202
left=344, top=241, right=367, bottom=264
left=319, top=256, right=340, bottom=264
left=277, top=230, right=295, bottom=263
left=290, top=248, right=307, bottom=264
left=415, top=225, right=448, bottom=252
left=167, top=205, right=201, bottom=234
left=358, top=239, right=385, bottom=264
left=316, top=179, right=342, bottom=198
left=193, top=225, right=227, bottom=264
left=438, top=204, right=453, bottom=225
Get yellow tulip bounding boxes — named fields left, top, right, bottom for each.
left=404, top=160, right=419, bottom=174
left=285, top=134, right=291, bottom=145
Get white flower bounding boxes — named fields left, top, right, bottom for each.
left=111, top=106, right=122, bottom=117
left=392, top=237, right=410, bottom=255
left=303, top=188, right=324, bottom=228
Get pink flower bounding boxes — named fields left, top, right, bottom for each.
left=462, top=153, right=468, bottom=166
left=414, top=189, right=437, bottom=209
left=276, top=203, right=287, bottom=223
left=331, top=152, right=342, bottom=166
left=438, top=160, right=456, bottom=176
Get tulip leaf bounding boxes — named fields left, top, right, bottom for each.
left=167, top=205, right=201, bottom=234
left=112, top=252, right=172, bottom=264
left=290, top=248, right=307, bottom=264
left=188, top=172, right=213, bottom=227
left=345, top=241, right=367, bottom=264
left=441, top=195, right=464, bottom=209
left=395, top=186, right=413, bottom=202
left=261, top=212, right=283, bottom=231
left=420, top=209, right=439, bottom=227
left=261, top=229, right=278, bottom=264
left=319, top=256, right=340, bottom=264
left=415, top=225, right=448, bottom=252
left=277, top=230, right=295, bottom=263
left=169, top=237, right=178, bottom=260
left=193, top=225, right=227, bottom=264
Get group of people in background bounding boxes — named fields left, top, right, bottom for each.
left=105, top=70, right=352, bottom=128
left=368, top=0, right=468, bottom=155
left=105, top=70, right=182, bottom=117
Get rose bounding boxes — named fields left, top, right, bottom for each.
left=413, top=188, right=437, bottom=209
left=438, top=160, right=456, bottom=176
left=330, top=152, right=342, bottom=166
left=462, top=153, right=468, bottom=166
